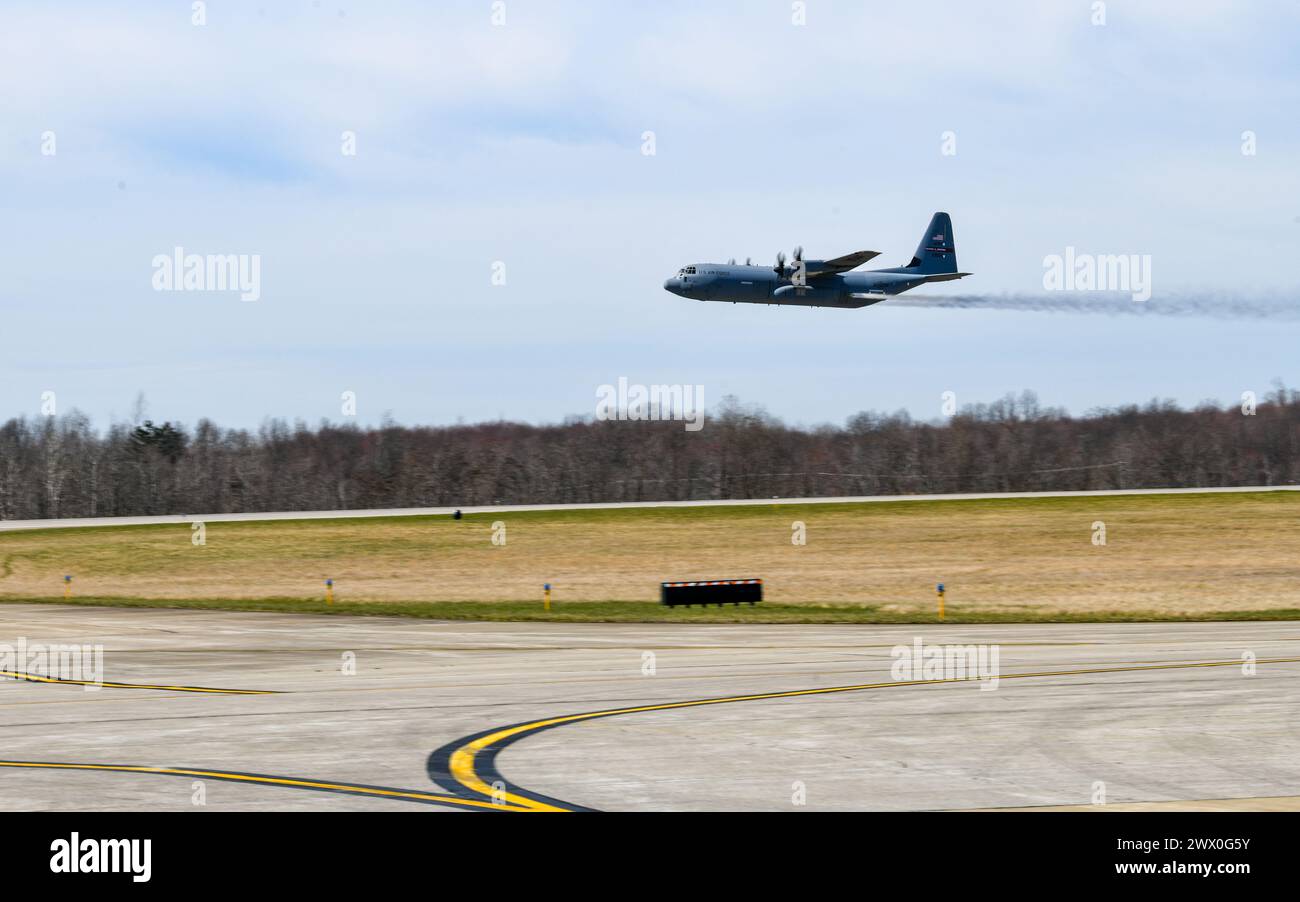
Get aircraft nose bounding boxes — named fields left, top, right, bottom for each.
left=664, top=277, right=680, bottom=294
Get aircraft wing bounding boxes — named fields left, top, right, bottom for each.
left=818, top=250, right=880, bottom=273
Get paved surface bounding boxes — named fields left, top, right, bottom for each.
left=2, top=603, right=1299, bottom=811
left=3, top=485, right=1297, bottom=532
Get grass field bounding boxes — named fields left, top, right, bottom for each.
left=2, top=491, right=1299, bottom=623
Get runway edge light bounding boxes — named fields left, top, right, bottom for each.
left=325, top=578, right=334, bottom=606
left=937, top=583, right=946, bottom=621
left=63, top=574, right=72, bottom=600
left=543, top=583, right=552, bottom=612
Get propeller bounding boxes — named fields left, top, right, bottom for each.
left=791, top=246, right=808, bottom=289
left=774, top=250, right=787, bottom=278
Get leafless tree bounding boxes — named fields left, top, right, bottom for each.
left=1, top=387, right=1297, bottom=519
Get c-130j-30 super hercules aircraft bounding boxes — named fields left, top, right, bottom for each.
left=663, top=212, right=971, bottom=309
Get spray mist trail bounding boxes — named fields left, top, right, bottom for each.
left=887, top=293, right=1300, bottom=320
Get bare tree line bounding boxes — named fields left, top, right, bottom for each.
left=1, top=389, right=1298, bottom=520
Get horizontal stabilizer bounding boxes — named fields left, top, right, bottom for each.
left=920, top=272, right=972, bottom=283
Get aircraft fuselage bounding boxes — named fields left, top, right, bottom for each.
left=663, top=264, right=932, bottom=309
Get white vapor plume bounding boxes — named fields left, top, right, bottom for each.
left=885, top=292, right=1300, bottom=320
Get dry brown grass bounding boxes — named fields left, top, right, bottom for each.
left=2, top=492, right=1298, bottom=617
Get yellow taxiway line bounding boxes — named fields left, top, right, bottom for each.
left=449, top=655, right=1300, bottom=812
left=0, top=760, right=533, bottom=812
left=0, top=670, right=275, bottom=694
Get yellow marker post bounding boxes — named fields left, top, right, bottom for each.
left=937, top=583, right=946, bottom=621
left=543, top=583, right=551, bottom=613
left=63, top=575, right=72, bottom=600
left=325, top=579, right=334, bottom=606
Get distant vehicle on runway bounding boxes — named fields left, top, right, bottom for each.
left=663, top=212, right=970, bottom=309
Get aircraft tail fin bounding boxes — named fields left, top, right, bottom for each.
left=904, top=212, right=959, bottom=275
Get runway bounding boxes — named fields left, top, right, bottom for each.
left=3, top=484, right=1297, bottom=533
left=3, top=603, right=1299, bottom=811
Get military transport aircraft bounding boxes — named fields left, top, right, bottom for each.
left=663, top=212, right=970, bottom=309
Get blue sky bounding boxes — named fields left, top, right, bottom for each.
left=2, top=0, right=1298, bottom=429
